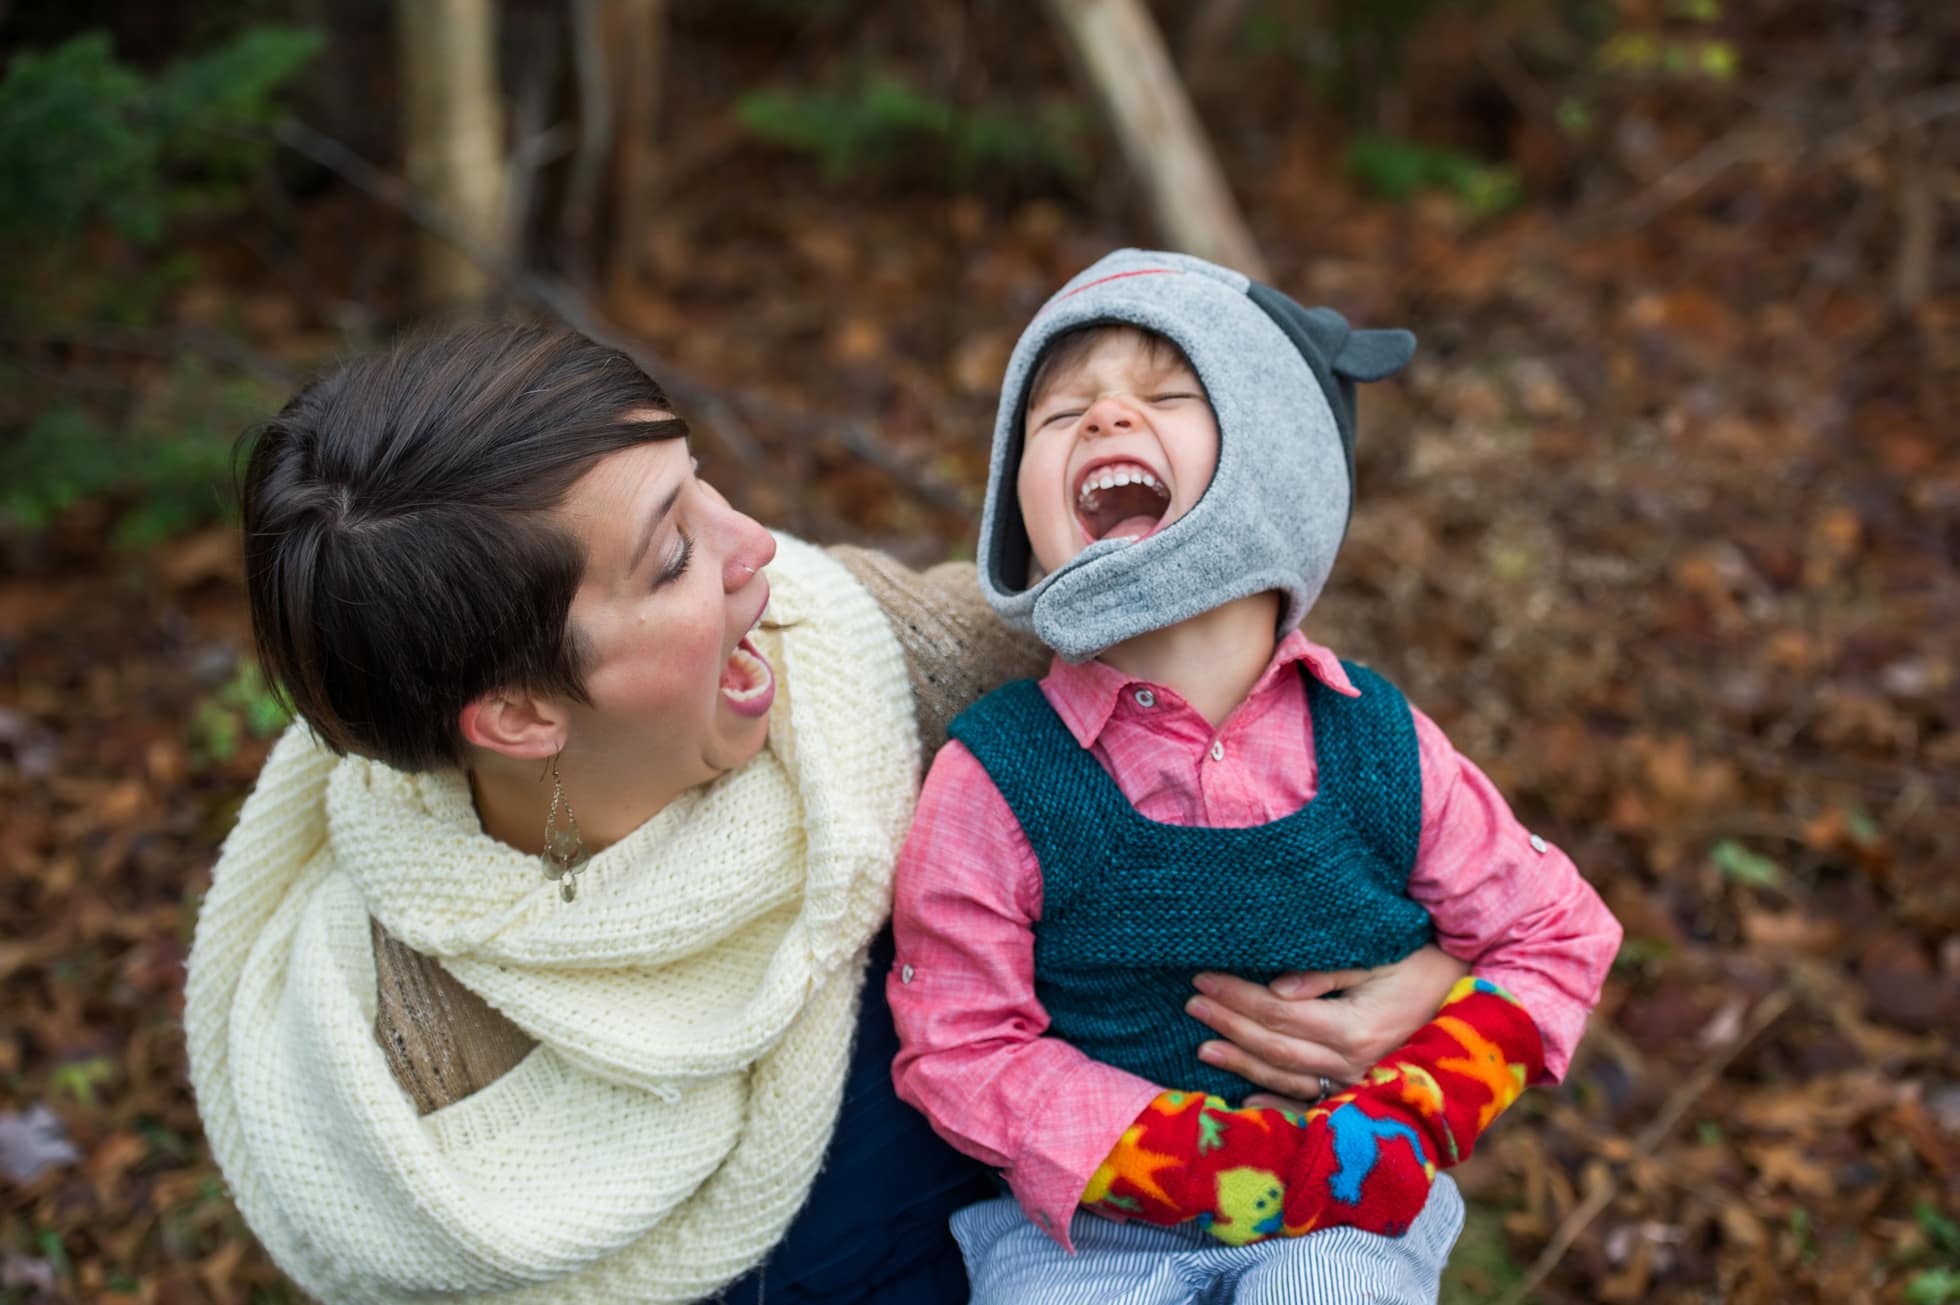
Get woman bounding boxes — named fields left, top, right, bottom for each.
left=185, top=323, right=1467, bottom=1303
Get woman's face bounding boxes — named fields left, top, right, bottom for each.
left=556, top=434, right=779, bottom=799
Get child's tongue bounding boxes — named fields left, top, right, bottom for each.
left=1098, top=514, right=1160, bottom=542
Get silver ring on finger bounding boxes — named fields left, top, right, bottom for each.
left=1316, top=1075, right=1336, bottom=1102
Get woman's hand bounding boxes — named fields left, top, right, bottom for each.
left=1183, top=945, right=1470, bottom=1109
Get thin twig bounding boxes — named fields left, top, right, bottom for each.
left=1493, top=990, right=1794, bottom=1305
left=271, top=118, right=975, bottom=517
left=1589, top=84, right=1960, bottom=234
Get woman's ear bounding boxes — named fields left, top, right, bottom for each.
left=458, top=690, right=567, bottom=761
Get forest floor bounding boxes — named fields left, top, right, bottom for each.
left=2, top=3, right=1955, bottom=1302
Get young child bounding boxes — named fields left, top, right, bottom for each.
left=889, top=249, right=1622, bottom=1302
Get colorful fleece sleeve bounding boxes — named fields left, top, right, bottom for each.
left=1082, top=976, right=1546, bottom=1244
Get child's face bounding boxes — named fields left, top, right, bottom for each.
left=1017, top=333, right=1219, bottom=578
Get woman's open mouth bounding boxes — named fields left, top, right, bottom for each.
left=720, top=634, right=775, bottom=717
left=1075, top=460, right=1172, bottom=544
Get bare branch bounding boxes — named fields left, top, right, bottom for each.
left=1493, top=991, right=1793, bottom=1305
left=271, top=119, right=974, bottom=519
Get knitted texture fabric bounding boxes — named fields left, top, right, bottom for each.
left=371, top=550, right=1049, bottom=1116
left=184, top=534, right=920, bottom=1305
left=826, top=547, right=1051, bottom=757
left=976, top=248, right=1418, bottom=660
left=946, top=661, right=1434, bottom=1106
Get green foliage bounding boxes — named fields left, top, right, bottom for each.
left=1917, top=1202, right=1960, bottom=1257
left=0, top=26, right=323, bottom=248
left=1906, top=1203, right=1960, bottom=1304
left=1711, top=839, right=1784, bottom=888
left=0, top=358, right=282, bottom=545
left=190, top=660, right=291, bottom=769
left=735, top=72, right=1084, bottom=186
left=1439, top=1204, right=1524, bottom=1302
left=1555, top=97, right=1594, bottom=138
left=48, top=1058, right=114, bottom=1108
left=1, top=404, right=122, bottom=530
left=1598, top=32, right=1738, bottom=81
left=1909, top=1269, right=1960, bottom=1305
left=1240, top=0, right=1452, bottom=108
left=1611, top=935, right=1673, bottom=973
left=1344, top=134, right=1522, bottom=218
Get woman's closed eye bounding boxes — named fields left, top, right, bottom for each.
left=655, top=527, right=695, bottom=588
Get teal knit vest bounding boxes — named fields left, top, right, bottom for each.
left=947, top=661, right=1433, bottom=1106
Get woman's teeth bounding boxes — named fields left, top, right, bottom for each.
left=720, top=638, right=770, bottom=700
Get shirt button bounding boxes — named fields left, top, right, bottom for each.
left=1528, top=834, right=1548, bottom=854
left=900, top=964, right=915, bottom=983
left=1209, top=741, right=1225, bottom=762
left=1133, top=688, right=1156, bottom=708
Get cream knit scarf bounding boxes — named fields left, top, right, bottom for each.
left=185, top=535, right=920, bottom=1304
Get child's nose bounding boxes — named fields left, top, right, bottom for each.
left=1082, top=395, right=1136, bottom=436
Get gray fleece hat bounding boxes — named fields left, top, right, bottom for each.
left=977, top=248, right=1417, bottom=660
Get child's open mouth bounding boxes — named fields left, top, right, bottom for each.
left=720, top=634, right=775, bottom=717
left=1075, top=461, right=1172, bottom=544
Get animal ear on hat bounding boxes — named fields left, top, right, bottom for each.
left=1330, top=328, right=1416, bottom=381
left=1245, top=283, right=1417, bottom=536
left=1279, top=302, right=1417, bottom=382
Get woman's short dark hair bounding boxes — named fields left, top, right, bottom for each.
left=240, top=321, right=687, bottom=771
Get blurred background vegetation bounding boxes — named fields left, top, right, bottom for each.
left=0, top=1, right=1954, bottom=1302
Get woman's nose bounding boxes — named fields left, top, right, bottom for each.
left=1082, top=395, right=1136, bottom=437
left=721, top=504, right=777, bottom=591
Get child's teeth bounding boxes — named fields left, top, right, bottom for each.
left=1079, top=466, right=1170, bottom=505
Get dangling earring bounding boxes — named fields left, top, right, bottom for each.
left=541, top=752, right=589, bottom=901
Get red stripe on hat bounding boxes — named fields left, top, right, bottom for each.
left=1056, top=268, right=1183, bottom=300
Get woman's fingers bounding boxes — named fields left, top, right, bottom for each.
left=1189, top=973, right=1361, bottom=1057
left=1187, top=993, right=1361, bottom=1081
left=1195, top=1039, right=1337, bottom=1103
left=1241, top=1091, right=1323, bottom=1114
left=1269, top=967, right=1373, bottom=1000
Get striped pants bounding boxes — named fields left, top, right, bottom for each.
left=950, top=1175, right=1464, bottom=1304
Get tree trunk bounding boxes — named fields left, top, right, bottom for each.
left=397, top=0, right=507, bottom=313
left=565, top=0, right=668, bottom=290
left=1043, top=0, right=1267, bottom=279
left=608, top=0, right=667, bottom=290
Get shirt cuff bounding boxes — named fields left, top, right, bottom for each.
left=1473, top=959, right=1612, bottom=1083
left=1005, top=1060, right=1164, bottom=1252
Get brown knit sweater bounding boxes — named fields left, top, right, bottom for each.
left=372, top=550, right=1047, bottom=1114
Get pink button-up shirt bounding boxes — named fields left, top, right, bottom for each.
left=889, top=631, right=1622, bottom=1247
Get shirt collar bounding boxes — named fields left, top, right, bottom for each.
left=1041, top=628, right=1362, bottom=749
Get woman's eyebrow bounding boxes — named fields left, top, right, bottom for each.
left=628, top=478, right=687, bottom=573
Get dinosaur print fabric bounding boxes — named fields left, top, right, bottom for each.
left=1083, top=977, right=1544, bottom=1243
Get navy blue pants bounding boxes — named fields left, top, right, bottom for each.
left=717, top=929, right=993, bottom=1303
